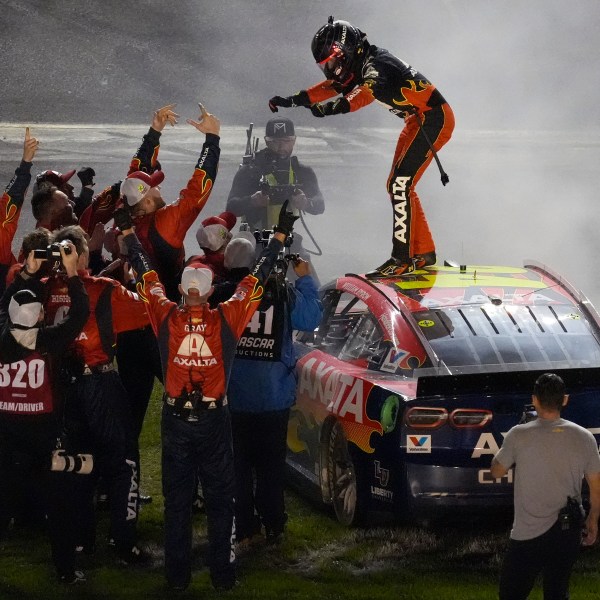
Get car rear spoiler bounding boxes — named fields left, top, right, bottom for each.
left=525, top=260, right=600, bottom=337
left=416, top=366, right=600, bottom=399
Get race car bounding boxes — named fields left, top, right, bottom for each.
left=286, top=261, right=600, bottom=525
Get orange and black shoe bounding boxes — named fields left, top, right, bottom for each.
left=365, top=252, right=436, bottom=279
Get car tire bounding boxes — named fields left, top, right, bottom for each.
left=327, top=420, right=367, bottom=526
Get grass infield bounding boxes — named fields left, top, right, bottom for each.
left=1, top=384, right=599, bottom=599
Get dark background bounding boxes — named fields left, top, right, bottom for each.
left=1, top=0, right=599, bottom=302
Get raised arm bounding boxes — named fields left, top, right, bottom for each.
left=152, top=104, right=221, bottom=246
left=128, top=104, right=179, bottom=175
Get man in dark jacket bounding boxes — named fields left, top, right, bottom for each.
left=0, top=241, right=89, bottom=584
left=224, top=239, right=322, bottom=547
left=226, top=117, right=324, bottom=276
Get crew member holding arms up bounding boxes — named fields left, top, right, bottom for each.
left=115, top=103, right=299, bottom=592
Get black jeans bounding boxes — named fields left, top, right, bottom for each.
left=499, top=519, right=582, bottom=600
left=161, top=404, right=236, bottom=590
left=0, top=414, right=78, bottom=578
left=70, top=370, right=140, bottom=552
left=116, top=326, right=163, bottom=440
left=231, top=408, right=289, bottom=539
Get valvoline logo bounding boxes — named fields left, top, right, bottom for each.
left=406, top=435, right=431, bottom=453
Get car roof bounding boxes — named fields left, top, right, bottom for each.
left=374, top=264, right=575, bottom=310
left=352, top=263, right=600, bottom=372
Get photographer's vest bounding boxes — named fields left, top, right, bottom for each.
left=250, top=156, right=300, bottom=229
left=0, top=352, right=53, bottom=415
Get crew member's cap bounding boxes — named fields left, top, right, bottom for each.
left=265, top=117, right=295, bottom=139
left=8, top=289, right=42, bottom=329
left=180, top=263, right=213, bottom=296
left=224, top=238, right=256, bottom=270
left=120, top=170, right=165, bottom=207
left=195, top=212, right=237, bottom=252
left=232, top=227, right=258, bottom=248
left=33, top=169, right=77, bottom=194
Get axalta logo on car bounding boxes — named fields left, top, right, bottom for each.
left=298, top=356, right=384, bottom=451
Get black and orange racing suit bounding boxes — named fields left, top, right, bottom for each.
left=300, top=45, right=455, bottom=262
left=125, top=229, right=283, bottom=590
left=0, top=160, right=32, bottom=294
left=45, top=272, right=150, bottom=556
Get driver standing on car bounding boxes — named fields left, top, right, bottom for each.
left=491, top=373, right=600, bottom=600
left=269, top=16, right=454, bottom=279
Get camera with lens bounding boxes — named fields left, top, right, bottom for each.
left=254, top=229, right=293, bottom=249
left=50, top=449, right=93, bottom=475
left=558, top=496, right=586, bottom=530
left=33, top=240, right=72, bottom=261
left=258, top=175, right=302, bottom=205
left=254, top=229, right=296, bottom=278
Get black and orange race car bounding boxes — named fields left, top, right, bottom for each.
left=286, top=261, right=600, bottom=525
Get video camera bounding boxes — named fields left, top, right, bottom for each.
left=33, top=240, right=72, bottom=260
left=33, top=240, right=72, bottom=271
left=51, top=449, right=93, bottom=475
left=258, top=175, right=303, bottom=205
left=253, top=227, right=299, bottom=277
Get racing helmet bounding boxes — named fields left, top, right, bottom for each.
left=311, top=16, right=366, bottom=85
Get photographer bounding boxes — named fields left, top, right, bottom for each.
left=226, top=117, right=324, bottom=268
left=118, top=195, right=298, bottom=592
left=224, top=238, right=322, bottom=548
left=46, top=225, right=150, bottom=564
left=491, top=373, right=600, bottom=599
left=0, top=241, right=89, bottom=584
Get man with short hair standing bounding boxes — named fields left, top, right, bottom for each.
left=492, top=373, right=600, bottom=600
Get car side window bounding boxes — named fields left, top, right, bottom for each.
left=309, top=291, right=386, bottom=369
left=314, top=291, right=362, bottom=354
left=338, top=313, right=388, bottom=369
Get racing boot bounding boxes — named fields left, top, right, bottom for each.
left=365, top=252, right=435, bottom=279
left=414, top=251, right=436, bottom=268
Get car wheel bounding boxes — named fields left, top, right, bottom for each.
left=327, top=420, right=366, bottom=526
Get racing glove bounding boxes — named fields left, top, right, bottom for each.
left=268, top=91, right=311, bottom=113
left=77, top=167, right=96, bottom=187
left=273, top=200, right=299, bottom=237
left=309, top=97, right=351, bottom=118
left=113, top=206, right=134, bottom=231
